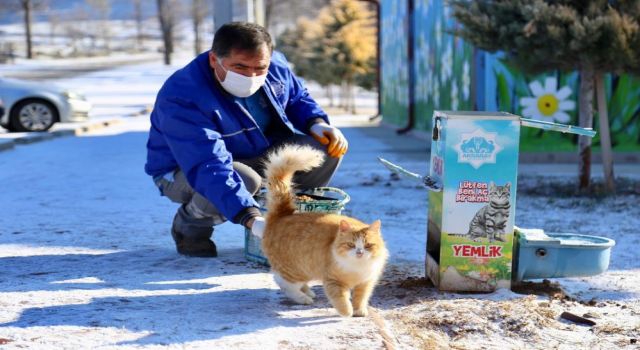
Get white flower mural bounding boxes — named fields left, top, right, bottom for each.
left=416, top=35, right=431, bottom=104
left=417, top=62, right=433, bottom=103
left=451, top=79, right=459, bottom=110
left=425, top=69, right=433, bottom=97
left=462, top=61, right=470, bottom=100
left=440, top=43, right=453, bottom=83
left=520, top=77, right=575, bottom=123
left=433, top=78, right=440, bottom=108
left=443, top=3, right=451, bottom=18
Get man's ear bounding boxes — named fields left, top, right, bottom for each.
left=209, top=52, right=224, bottom=81
left=208, top=51, right=217, bottom=69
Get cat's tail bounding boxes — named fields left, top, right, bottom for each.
left=264, top=144, right=325, bottom=220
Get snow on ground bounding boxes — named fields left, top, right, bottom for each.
left=0, top=56, right=639, bottom=349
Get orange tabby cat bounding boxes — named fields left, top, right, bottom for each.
left=261, top=144, right=388, bottom=317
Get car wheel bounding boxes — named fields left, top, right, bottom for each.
left=10, top=99, right=59, bottom=132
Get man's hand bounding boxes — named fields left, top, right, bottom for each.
left=247, top=216, right=266, bottom=238
left=310, top=122, right=348, bottom=158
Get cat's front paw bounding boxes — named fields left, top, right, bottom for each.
left=335, top=305, right=353, bottom=317
left=352, top=307, right=368, bottom=317
left=301, top=285, right=316, bottom=298
left=290, top=294, right=314, bottom=305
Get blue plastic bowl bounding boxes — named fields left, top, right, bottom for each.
left=514, top=231, right=616, bottom=281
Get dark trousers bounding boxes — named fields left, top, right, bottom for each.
left=155, top=134, right=341, bottom=239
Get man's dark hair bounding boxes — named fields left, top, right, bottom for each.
left=211, top=22, right=273, bottom=58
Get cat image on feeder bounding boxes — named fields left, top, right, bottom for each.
left=467, top=182, right=511, bottom=243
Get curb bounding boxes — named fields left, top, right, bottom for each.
left=0, top=138, right=14, bottom=151
left=0, top=118, right=123, bottom=152
left=519, top=151, right=640, bottom=164
left=12, top=132, right=55, bottom=145
left=72, top=119, right=123, bottom=135
left=379, top=121, right=431, bottom=141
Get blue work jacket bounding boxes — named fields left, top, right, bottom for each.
left=145, top=51, right=329, bottom=223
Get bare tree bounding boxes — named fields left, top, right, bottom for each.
left=264, top=0, right=276, bottom=30
left=133, top=0, right=144, bottom=50
left=86, top=0, right=111, bottom=53
left=157, top=0, right=175, bottom=65
left=19, top=0, right=34, bottom=58
left=48, top=10, right=60, bottom=45
left=191, top=0, right=209, bottom=55
left=63, top=5, right=90, bottom=56
left=12, top=0, right=48, bottom=59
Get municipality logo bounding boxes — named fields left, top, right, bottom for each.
left=270, top=79, right=285, bottom=97
left=456, top=129, right=502, bottom=169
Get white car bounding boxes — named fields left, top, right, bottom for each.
left=0, top=77, right=92, bottom=132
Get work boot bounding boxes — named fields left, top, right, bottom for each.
left=171, top=205, right=217, bottom=257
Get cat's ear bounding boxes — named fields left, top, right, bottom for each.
left=369, top=220, right=382, bottom=232
left=505, top=182, right=511, bottom=190
left=339, top=220, right=351, bottom=233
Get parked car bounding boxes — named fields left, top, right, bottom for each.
left=0, top=77, right=92, bottom=132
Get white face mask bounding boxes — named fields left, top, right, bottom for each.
left=216, top=58, right=267, bottom=98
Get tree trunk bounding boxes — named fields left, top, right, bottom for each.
left=22, top=0, right=33, bottom=59
left=325, top=86, right=334, bottom=107
left=102, top=20, right=110, bottom=53
left=265, top=0, right=274, bottom=31
left=577, top=66, right=595, bottom=191
left=134, top=0, right=143, bottom=50
left=344, top=82, right=351, bottom=112
left=193, top=21, right=201, bottom=56
left=595, top=73, right=616, bottom=193
left=157, top=0, right=172, bottom=65
left=348, top=83, right=356, bottom=114
left=339, top=82, right=346, bottom=109
left=49, top=14, right=58, bottom=45
left=192, top=0, right=203, bottom=56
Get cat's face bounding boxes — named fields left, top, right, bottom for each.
left=489, top=181, right=510, bottom=205
left=334, top=220, right=385, bottom=261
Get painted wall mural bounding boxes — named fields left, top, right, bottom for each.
left=413, top=0, right=473, bottom=131
left=381, top=0, right=640, bottom=151
left=380, top=0, right=409, bottom=126
left=482, top=56, right=640, bottom=151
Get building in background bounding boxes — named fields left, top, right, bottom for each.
left=213, top=0, right=264, bottom=31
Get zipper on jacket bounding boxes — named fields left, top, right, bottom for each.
left=233, top=99, right=270, bottom=145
